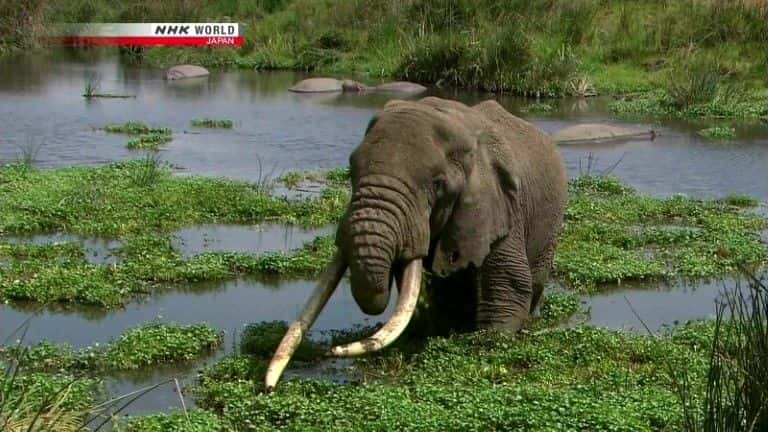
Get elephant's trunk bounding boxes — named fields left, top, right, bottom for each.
left=341, top=175, right=428, bottom=315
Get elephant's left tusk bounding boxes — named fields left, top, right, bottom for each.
left=329, top=259, right=422, bottom=357
left=264, top=252, right=347, bottom=392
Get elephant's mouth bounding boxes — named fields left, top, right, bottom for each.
left=263, top=253, right=423, bottom=391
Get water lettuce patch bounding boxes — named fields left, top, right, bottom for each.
left=0, top=164, right=765, bottom=306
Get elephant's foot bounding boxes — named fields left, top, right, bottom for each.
left=475, top=313, right=529, bottom=333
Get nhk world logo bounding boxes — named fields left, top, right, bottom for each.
left=51, top=23, right=242, bottom=46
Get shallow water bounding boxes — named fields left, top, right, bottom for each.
left=1, top=50, right=767, bottom=200
left=171, top=223, right=335, bottom=258
left=1, top=50, right=767, bottom=414
left=2, top=233, right=121, bottom=264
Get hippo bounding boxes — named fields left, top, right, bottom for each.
left=373, top=81, right=428, bottom=94
left=551, top=123, right=656, bottom=144
left=165, top=65, right=209, bottom=81
left=289, top=77, right=426, bottom=95
left=289, top=78, right=367, bottom=93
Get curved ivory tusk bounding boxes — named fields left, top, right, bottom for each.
left=264, top=252, right=347, bottom=392
left=329, top=259, right=422, bottom=357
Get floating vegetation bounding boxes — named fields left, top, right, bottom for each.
left=103, top=122, right=171, bottom=135
left=1, top=322, right=223, bottom=372
left=698, top=126, right=736, bottom=140
left=0, top=163, right=764, bottom=306
left=126, top=133, right=173, bottom=150
left=556, top=175, right=767, bottom=290
left=191, top=118, right=234, bottom=128
left=188, top=320, right=722, bottom=430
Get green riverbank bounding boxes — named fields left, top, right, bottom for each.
left=2, top=1, right=767, bottom=118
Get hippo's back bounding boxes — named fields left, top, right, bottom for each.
left=166, top=64, right=209, bottom=80
left=289, top=78, right=344, bottom=93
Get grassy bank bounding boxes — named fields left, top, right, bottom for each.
left=4, top=0, right=767, bottom=117
left=1, top=162, right=765, bottom=307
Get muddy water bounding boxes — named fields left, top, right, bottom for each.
left=1, top=50, right=767, bottom=413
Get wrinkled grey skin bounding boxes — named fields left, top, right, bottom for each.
left=289, top=78, right=426, bottom=95
left=552, top=123, right=656, bottom=144
left=336, top=97, right=568, bottom=331
left=165, top=64, right=210, bottom=80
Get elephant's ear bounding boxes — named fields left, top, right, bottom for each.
left=430, top=132, right=515, bottom=276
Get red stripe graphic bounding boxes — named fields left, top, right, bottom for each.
left=52, top=36, right=243, bottom=46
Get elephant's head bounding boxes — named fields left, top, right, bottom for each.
left=265, top=98, right=511, bottom=390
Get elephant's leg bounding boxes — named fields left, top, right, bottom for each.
left=529, top=243, right=556, bottom=314
left=475, top=233, right=532, bottom=332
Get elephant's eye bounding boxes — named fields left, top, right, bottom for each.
left=432, top=177, right=446, bottom=193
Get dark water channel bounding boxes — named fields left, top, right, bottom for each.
left=1, top=50, right=767, bottom=414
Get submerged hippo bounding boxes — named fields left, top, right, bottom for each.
left=552, top=123, right=656, bottom=144
left=166, top=64, right=209, bottom=80
left=289, top=77, right=426, bottom=95
left=373, top=81, right=428, bottom=94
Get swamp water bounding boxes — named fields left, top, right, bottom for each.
left=1, top=50, right=767, bottom=413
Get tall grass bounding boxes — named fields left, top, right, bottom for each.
left=675, top=272, right=768, bottom=431
left=2, top=0, right=768, bottom=95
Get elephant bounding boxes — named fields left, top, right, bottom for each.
left=165, top=64, right=209, bottom=80
left=289, top=77, right=427, bottom=95
left=552, top=123, right=656, bottom=144
left=265, top=96, right=568, bottom=390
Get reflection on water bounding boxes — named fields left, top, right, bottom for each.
left=2, top=233, right=121, bottom=264
left=170, top=223, right=335, bottom=258
left=580, top=277, right=749, bottom=332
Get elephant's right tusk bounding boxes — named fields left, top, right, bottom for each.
left=328, top=259, right=422, bottom=357
left=264, top=252, right=347, bottom=392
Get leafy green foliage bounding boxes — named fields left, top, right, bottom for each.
left=124, top=409, right=223, bottom=432
left=101, top=322, right=222, bottom=370
left=103, top=122, right=171, bottom=135
left=193, top=324, right=714, bottom=431
left=556, top=176, right=767, bottom=289
left=190, top=118, right=234, bottom=128
left=2, top=322, right=222, bottom=372
left=126, top=133, right=173, bottom=150
left=698, top=126, right=736, bottom=140
left=0, top=161, right=347, bottom=236
left=1, top=164, right=763, bottom=306
left=537, top=291, right=580, bottom=327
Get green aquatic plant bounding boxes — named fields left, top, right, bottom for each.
left=537, top=291, right=580, bottom=327
left=125, top=133, right=173, bottom=150
left=557, top=175, right=767, bottom=289
left=0, top=161, right=347, bottom=236
left=720, top=194, right=757, bottom=208
left=103, top=122, right=171, bottom=135
left=124, top=409, right=223, bottom=432
left=1, top=322, right=223, bottom=372
left=0, top=164, right=765, bottom=306
left=100, top=322, right=222, bottom=370
left=698, top=126, right=736, bottom=140
left=192, top=322, right=716, bottom=430
left=190, top=118, right=234, bottom=128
